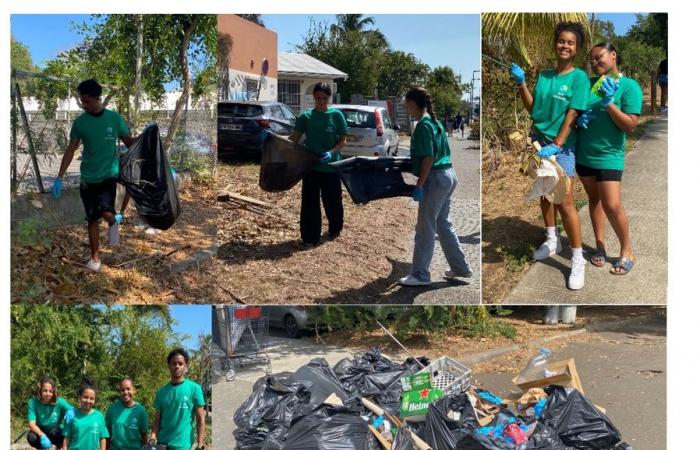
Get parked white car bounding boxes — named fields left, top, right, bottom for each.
left=333, top=104, right=401, bottom=158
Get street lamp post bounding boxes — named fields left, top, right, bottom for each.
left=469, top=69, right=481, bottom=125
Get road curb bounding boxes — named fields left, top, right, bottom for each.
left=461, top=309, right=664, bottom=366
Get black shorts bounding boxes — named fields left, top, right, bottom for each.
left=575, top=163, right=623, bottom=182
left=80, top=177, right=117, bottom=223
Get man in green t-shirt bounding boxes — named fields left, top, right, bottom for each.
left=105, top=378, right=149, bottom=450
left=53, top=79, right=136, bottom=272
left=151, top=348, right=206, bottom=450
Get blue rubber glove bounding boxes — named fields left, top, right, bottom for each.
left=510, top=63, right=526, bottom=85
left=538, top=144, right=561, bottom=158
left=52, top=178, right=63, bottom=199
left=412, top=186, right=425, bottom=202
left=576, top=109, right=597, bottom=129
left=319, top=151, right=333, bottom=164
left=39, top=434, right=52, bottom=449
left=599, top=77, right=618, bottom=107
left=115, top=212, right=124, bottom=224
left=64, top=408, right=75, bottom=424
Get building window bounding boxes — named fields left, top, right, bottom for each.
left=278, top=79, right=301, bottom=114
left=246, top=79, right=259, bottom=100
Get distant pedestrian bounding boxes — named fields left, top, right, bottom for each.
left=657, top=58, right=667, bottom=111
left=400, top=87, right=472, bottom=286
left=444, top=113, right=453, bottom=137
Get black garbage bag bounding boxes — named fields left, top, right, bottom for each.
left=424, top=394, right=480, bottom=450
left=361, top=369, right=407, bottom=411
left=233, top=374, right=314, bottom=449
left=334, top=349, right=403, bottom=390
left=259, top=132, right=318, bottom=192
left=393, top=428, right=419, bottom=450
left=119, top=124, right=180, bottom=230
left=294, top=358, right=350, bottom=408
left=283, top=405, right=376, bottom=450
left=458, top=411, right=526, bottom=450
left=330, top=157, right=414, bottom=205
left=525, top=423, right=574, bottom=450
left=540, top=386, right=621, bottom=449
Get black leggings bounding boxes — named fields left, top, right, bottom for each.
left=300, top=170, right=344, bottom=244
left=27, top=427, right=64, bottom=449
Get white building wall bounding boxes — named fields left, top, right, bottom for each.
left=279, top=77, right=338, bottom=113
left=226, top=68, right=277, bottom=102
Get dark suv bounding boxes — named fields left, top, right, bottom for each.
left=217, top=101, right=297, bottom=156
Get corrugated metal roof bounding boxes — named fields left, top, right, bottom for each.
left=278, top=52, right=348, bottom=79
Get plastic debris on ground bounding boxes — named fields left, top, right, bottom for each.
left=119, top=124, right=180, bottom=230
left=233, top=348, right=632, bottom=450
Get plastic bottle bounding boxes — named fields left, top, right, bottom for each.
left=591, top=71, right=620, bottom=97
left=517, top=348, right=552, bottom=383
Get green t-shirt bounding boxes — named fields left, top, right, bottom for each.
left=576, top=76, right=643, bottom=170
left=154, top=379, right=205, bottom=450
left=294, top=108, right=350, bottom=173
left=69, top=108, right=130, bottom=183
left=410, top=115, right=452, bottom=177
left=63, top=409, right=109, bottom=450
left=105, top=401, right=149, bottom=450
left=27, top=397, right=73, bottom=431
left=531, top=68, right=590, bottom=148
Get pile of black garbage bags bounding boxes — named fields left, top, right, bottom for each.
left=233, top=348, right=632, bottom=450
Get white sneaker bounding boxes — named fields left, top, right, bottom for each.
left=86, top=259, right=102, bottom=272
left=399, top=275, right=431, bottom=286
left=107, top=222, right=120, bottom=246
left=533, top=235, right=562, bottom=261
left=568, top=257, right=586, bottom=290
left=445, top=268, right=473, bottom=279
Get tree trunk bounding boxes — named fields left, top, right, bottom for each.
left=163, top=16, right=198, bottom=154
left=133, top=14, right=144, bottom=129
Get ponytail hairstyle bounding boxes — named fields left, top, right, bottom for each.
left=77, top=377, right=97, bottom=397
left=405, top=87, right=437, bottom=123
left=36, top=377, right=58, bottom=404
left=592, top=42, right=623, bottom=66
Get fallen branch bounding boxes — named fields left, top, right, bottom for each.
left=217, top=187, right=273, bottom=208
left=114, top=244, right=191, bottom=267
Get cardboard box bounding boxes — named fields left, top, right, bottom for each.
left=513, top=359, right=584, bottom=394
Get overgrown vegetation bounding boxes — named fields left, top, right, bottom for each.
left=309, top=306, right=516, bottom=340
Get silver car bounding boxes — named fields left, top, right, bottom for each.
left=334, top=104, right=401, bottom=158
left=261, top=306, right=314, bottom=339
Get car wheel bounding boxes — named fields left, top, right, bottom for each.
left=284, top=314, right=301, bottom=339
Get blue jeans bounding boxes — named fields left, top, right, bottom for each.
left=411, top=168, right=470, bottom=282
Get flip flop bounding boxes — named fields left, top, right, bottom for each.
left=590, top=247, right=607, bottom=267
left=610, top=257, right=634, bottom=275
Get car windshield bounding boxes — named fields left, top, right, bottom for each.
left=218, top=103, right=264, bottom=118
left=339, top=109, right=376, bottom=128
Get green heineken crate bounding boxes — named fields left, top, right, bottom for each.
left=400, top=372, right=432, bottom=391
left=400, top=388, right=444, bottom=421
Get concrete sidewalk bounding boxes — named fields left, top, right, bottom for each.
left=505, top=115, right=668, bottom=304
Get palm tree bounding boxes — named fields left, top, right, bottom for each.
left=482, top=13, right=589, bottom=67
left=330, top=14, right=388, bottom=49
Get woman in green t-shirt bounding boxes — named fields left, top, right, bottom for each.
left=576, top=43, right=643, bottom=275
left=62, top=378, right=109, bottom=450
left=398, top=87, right=472, bottom=286
left=27, top=377, right=75, bottom=449
left=290, top=82, right=350, bottom=246
left=510, top=21, right=590, bottom=290
left=105, top=378, right=149, bottom=450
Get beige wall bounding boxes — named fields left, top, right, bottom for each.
left=217, top=15, right=278, bottom=78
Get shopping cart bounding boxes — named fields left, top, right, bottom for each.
left=216, top=306, right=271, bottom=379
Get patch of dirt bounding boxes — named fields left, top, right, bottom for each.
left=313, top=306, right=658, bottom=364
left=11, top=181, right=217, bottom=303
left=212, top=162, right=416, bottom=303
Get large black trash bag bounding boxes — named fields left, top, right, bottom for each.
left=540, top=386, right=621, bottom=449
left=393, top=428, right=419, bottom=450
left=424, top=394, right=480, bottom=450
left=283, top=405, right=375, bottom=450
left=233, top=374, right=314, bottom=449
left=330, top=157, right=414, bottom=205
left=294, top=358, right=350, bottom=408
left=119, top=124, right=180, bottom=230
left=458, top=411, right=525, bottom=450
left=259, top=132, right=318, bottom=192
left=525, top=423, right=574, bottom=450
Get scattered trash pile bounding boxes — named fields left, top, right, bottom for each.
left=232, top=347, right=632, bottom=450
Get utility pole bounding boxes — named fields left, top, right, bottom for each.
left=470, top=69, right=480, bottom=125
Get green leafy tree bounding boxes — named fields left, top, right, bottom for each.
left=377, top=51, right=430, bottom=98
left=11, top=35, right=39, bottom=95
left=426, top=66, right=468, bottom=118
left=626, top=13, right=667, bottom=52
left=237, top=14, right=264, bottom=27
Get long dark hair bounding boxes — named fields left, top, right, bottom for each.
left=405, top=87, right=437, bottom=122
left=36, top=377, right=58, bottom=404
left=591, top=42, right=623, bottom=66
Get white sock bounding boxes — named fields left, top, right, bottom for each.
left=571, top=247, right=584, bottom=260
left=545, top=226, right=556, bottom=238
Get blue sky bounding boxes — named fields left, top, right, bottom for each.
left=170, top=305, right=211, bottom=350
